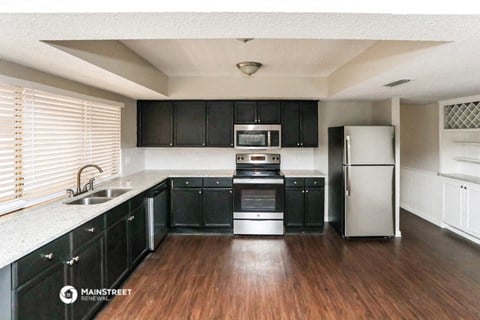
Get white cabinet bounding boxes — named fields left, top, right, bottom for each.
left=443, top=180, right=464, bottom=228
left=466, top=184, right=480, bottom=238
left=443, top=179, right=480, bottom=239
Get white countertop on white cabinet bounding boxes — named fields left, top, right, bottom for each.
left=439, top=173, right=480, bottom=185
left=0, top=169, right=233, bottom=269
left=282, top=170, right=327, bottom=178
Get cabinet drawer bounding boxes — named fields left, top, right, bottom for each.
left=106, top=201, right=129, bottom=228
left=172, top=178, right=203, bottom=188
left=285, top=178, right=305, bottom=188
left=305, top=178, right=325, bottom=187
left=13, top=233, right=70, bottom=288
left=130, top=193, right=146, bottom=211
left=71, top=215, right=105, bottom=250
left=203, top=177, right=232, bottom=188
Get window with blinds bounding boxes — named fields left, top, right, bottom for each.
left=0, top=84, right=121, bottom=214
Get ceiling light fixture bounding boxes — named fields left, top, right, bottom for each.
left=236, top=61, right=262, bottom=76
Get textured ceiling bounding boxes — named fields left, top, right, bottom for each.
left=0, top=11, right=480, bottom=102
left=122, top=39, right=376, bottom=77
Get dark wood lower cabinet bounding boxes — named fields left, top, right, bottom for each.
left=285, top=178, right=325, bottom=231
left=105, top=218, right=129, bottom=289
left=129, top=205, right=148, bottom=267
left=70, top=236, right=104, bottom=320
left=285, top=188, right=305, bottom=227
left=203, top=188, right=233, bottom=227
left=305, top=188, right=325, bottom=227
left=14, top=263, right=67, bottom=320
left=171, top=188, right=203, bottom=227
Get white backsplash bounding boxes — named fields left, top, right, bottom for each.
left=121, top=148, right=145, bottom=176
left=142, top=148, right=315, bottom=171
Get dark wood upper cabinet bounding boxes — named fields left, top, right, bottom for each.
left=281, top=101, right=302, bottom=147
left=257, top=101, right=281, bottom=123
left=137, top=100, right=173, bottom=147
left=281, top=101, right=318, bottom=147
left=137, top=99, right=317, bottom=148
left=234, top=100, right=281, bottom=124
left=206, top=101, right=234, bottom=147
left=234, top=101, right=257, bottom=123
left=301, top=102, right=319, bottom=147
left=174, top=101, right=206, bottom=147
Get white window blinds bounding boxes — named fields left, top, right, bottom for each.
left=0, top=84, right=121, bottom=214
left=0, top=86, right=21, bottom=205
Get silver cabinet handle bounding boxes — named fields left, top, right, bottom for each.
left=293, top=181, right=297, bottom=184
left=128, top=216, right=135, bottom=221
left=305, top=190, right=309, bottom=193
left=300, top=142, right=303, bottom=146
left=229, top=190, right=232, bottom=194
left=87, top=227, right=95, bottom=233
left=73, top=256, right=79, bottom=262
left=302, top=190, right=305, bottom=193
left=66, top=259, right=74, bottom=266
left=202, top=143, right=206, bottom=146
left=199, top=190, right=202, bottom=194
left=43, top=253, right=54, bottom=260
left=169, top=143, right=173, bottom=146
left=297, top=143, right=300, bottom=146
left=313, top=181, right=317, bottom=185
left=185, top=181, right=189, bottom=185
left=216, top=181, right=219, bottom=184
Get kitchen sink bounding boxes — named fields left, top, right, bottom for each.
left=65, top=188, right=132, bottom=205
left=90, top=188, right=131, bottom=198
left=66, top=197, right=112, bottom=205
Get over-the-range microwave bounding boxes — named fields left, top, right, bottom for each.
left=234, top=124, right=281, bottom=149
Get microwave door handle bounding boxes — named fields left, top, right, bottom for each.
left=267, top=130, right=271, bottom=147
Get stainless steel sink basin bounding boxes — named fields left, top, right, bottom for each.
left=66, top=197, right=112, bottom=205
left=90, top=188, right=131, bottom=198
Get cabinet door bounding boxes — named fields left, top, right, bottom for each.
left=305, top=188, right=325, bottom=227
left=257, top=101, right=281, bottom=124
left=281, top=101, right=301, bottom=147
left=203, top=188, right=233, bottom=227
left=174, top=101, right=206, bottom=146
left=206, top=101, right=234, bottom=147
left=443, top=181, right=463, bottom=229
left=171, top=188, right=203, bottom=227
left=234, top=101, right=257, bottom=123
left=70, top=236, right=104, bottom=320
left=15, top=263, right=67, bottom=320
left=466, top=185, right=480, bottom=237
left=105, top=218, right=129, bottom=289
left=285, top=188, right=304, bottom=227
left=301, top=102, right=318, bottom=147
left=129, top=205, right=148, bottom=267
left=137, top=100, right=173, bottom=147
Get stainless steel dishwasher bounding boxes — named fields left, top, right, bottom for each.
left=147, top=181, right=169, bottom=250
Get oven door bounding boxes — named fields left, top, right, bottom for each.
left=233, top=178, right=284, bottom=214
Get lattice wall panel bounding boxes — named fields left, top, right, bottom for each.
left=445, top=101, right=480, bottom=129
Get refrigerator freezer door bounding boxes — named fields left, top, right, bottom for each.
left=344, top=165, right=394, bottom=237
left=344, top=126, right=395, bottom=165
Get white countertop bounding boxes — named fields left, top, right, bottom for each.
left=0, top=169, right=233, bottom=269
left=439, top=173, right=480, bottom=185
left=282, top=170, right=327, bottom=178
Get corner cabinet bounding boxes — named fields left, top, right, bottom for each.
left=443, top=178, right=480, bottom=239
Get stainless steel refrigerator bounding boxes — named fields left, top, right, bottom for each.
left=328, top=126, right=395, bottom=237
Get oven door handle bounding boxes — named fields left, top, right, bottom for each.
left=233, top=178, right=284, bottom=184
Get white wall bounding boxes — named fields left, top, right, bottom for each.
left=314, top=101, right=374, bottom=173
left=144, top=148, right=315, bottom=171
left=400, top=102, right=443, bottom=226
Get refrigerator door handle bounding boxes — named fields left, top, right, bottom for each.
left=345, top=134, right=351, bottom=165
left=345, top=166, right=351, bottom=197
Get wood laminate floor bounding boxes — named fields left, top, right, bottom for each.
left=97, top=211, right=480, bottom=319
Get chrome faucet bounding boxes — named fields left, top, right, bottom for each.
left=69, top=164, right=103, bottom=196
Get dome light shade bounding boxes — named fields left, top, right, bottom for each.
left=236, top=61, right=262, bottom=76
